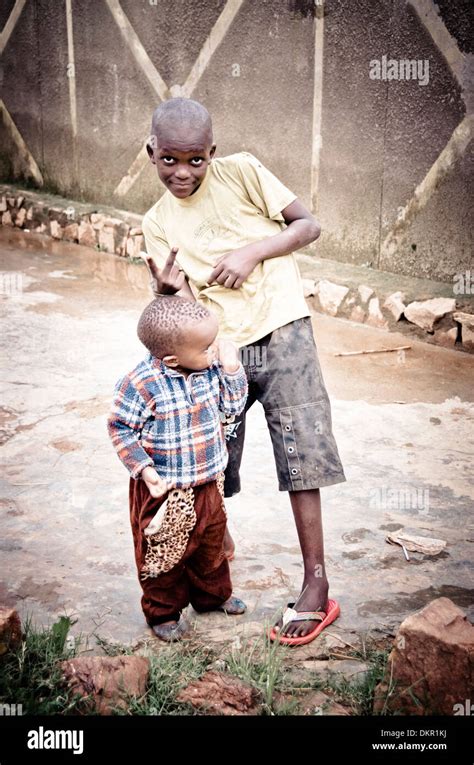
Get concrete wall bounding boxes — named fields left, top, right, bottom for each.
left=0, top=0, right=472, bottom=282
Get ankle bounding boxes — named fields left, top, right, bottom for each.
left=303, top=574, right=328, bottom=590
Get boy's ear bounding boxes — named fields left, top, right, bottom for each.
left=162, top=355, right=179, bottom=368
left=209, top=144, right=216, bottom=159
left=146, top=137, right=156, bottom=164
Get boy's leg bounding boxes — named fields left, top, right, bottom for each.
left=222, top=381, right=257, bottom=557
left=286, top=488, right=328, bottom=637
left=223, top=381, right=257, bottom=497
left=184, top=475, right=235, bottom=612
left=129, top=477, right=190, bottom=627
left=255, top=317, right=346, bottom=637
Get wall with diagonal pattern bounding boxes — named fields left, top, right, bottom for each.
left=0, top=0, right=472, bottom=281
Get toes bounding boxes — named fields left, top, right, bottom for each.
left=280, top=620, right=317, bottom=638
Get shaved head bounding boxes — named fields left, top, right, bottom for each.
left=150, top=98, right=213, bottom=145
left=137, top=295, right=211, bottom=359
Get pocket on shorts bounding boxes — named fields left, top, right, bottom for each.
left=272, top=401, right=345, bottom=488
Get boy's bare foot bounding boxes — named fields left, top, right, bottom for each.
left=223, top=526, right=235, bottom=560
left=152, top=617, right=188, bottom=642
left=273, top=579, right=329, bottom=638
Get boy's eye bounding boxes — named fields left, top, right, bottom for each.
left=161, top=156, right=176, bottom=165
left=190, top=158, right=203, bottom=166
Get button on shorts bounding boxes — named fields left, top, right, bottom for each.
left=223, top=316, right=346, bottom=496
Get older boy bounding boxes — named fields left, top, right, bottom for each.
left=107, top=295, right=248, bottom=641
left=141, top=98, right=346, bottom=645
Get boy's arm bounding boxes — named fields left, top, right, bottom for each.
left=107, top=378, right=155, bottom=479
left=216, top=340, right=248, bottom=417
left=208, top=198, right=320, bottom=289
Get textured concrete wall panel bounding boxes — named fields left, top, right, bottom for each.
left=318, top=0, right=391, bottom=266
left=189, top=0, right=315, bottom=205
left=0, top=0, right=472, bottom=281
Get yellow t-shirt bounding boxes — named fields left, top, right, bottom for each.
left=142, top=151, right=311, bottom=347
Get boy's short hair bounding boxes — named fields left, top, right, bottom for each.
left=137, top=295, right=211, bottom=359
left=150, top=97, right=212, bottom=141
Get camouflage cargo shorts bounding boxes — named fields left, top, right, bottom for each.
left=222, top=316, right=346, bottom=496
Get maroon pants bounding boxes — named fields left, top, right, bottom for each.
left=129, top=476, right=232, bottom=626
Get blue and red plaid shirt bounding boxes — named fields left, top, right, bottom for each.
left=107, top=353, right=248, bottom=488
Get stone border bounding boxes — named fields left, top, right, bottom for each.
left=301, top=278, right=473, bottom=353
left=0, top=185, right=144, bottom=259
left=1, top=184, right=472, bottom=353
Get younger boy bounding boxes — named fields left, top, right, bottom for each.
left=107, top=295, right=248, bottom=641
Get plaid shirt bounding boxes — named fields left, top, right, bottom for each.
left=107, top=353, right=248, bottom=488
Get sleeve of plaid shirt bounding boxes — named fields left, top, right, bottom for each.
left=217, top=361, right=248, bottom=416
left=107, top=375, right=155, bottom=479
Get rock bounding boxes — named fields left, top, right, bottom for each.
left=453, top=312, right=474, bottom=351
left=0, top=607, right=22, bottom=655
left=16, top=196, right=25, bottom=208
left=50, top=220, right=63, bottom=239
left=114, top=223, right=130, bottom=257
left=453, top=312, right=474, bottom=331
left=366, top=297, right=389, bottom=329
left=98, top=227, right=115, bottom=253
left=433, top=327, right=458, bottom=347
left=302, top=278, right=317, bottom=298
left=373, top=597, right=474, bottom=715
left=384, top=291, right=406, bottom=321
left=90, top=213, right=105, bottom=230
left=404, top=298, right=456, bottom=331
left=6, top=196, right=16, bottom=207
left=60, top=655, right=149, bottom=715
left=129, top=227, right=142, bottom=237
left=78, top=221, right=96, bottom=248
left=26, top=206, right=34, bottom=220
left=460, top=324, right=474, bottom=352
left=386, top=531, right=447, bottom=555
left=63, top=222, right=79, bottom=242
left=126, top=234, right=143, bottom=259
left=296, top=689, right=350, bottom=715
left=2, top=211, right=13, bottom=226
left=315, top=279, right=349, bottom=316
left=176, top=670, right=261, bottom=715
left=358, top=285, right=374, bottom=304
left=350, top=305, right=366, bottom=323
left=103, top=216, right=125, bottom=228
left=14, top=208, right=27, bottom=227
left=0, top=196, right=6, bottom=212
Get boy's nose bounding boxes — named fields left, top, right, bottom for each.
left=175, top=168, right=191, bottom=179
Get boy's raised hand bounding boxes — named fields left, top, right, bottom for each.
left=208, top=244, right=260, bottom=289
left=141, top=466, right=172, bottom=498
left=141, top=247, right=186, bottom=296
left=217, top=338, right=241, bottom=373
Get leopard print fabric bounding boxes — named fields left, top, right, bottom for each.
left=140, top=472, right=226, bottom=579
left=215, top=471, right=226, bottom=515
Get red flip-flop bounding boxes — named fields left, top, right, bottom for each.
left=269, top=598, right=340, bottom=646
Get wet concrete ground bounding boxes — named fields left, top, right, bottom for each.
left=1, top=227, right=473, bottom=651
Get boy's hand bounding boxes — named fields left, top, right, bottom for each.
left=217, top=338, right=241, bottom=373
left=141, top=248, right=186, bottom=296
left=141, top=466, right=171, bottom=498
left=208, top=245, right=260, bottom=289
